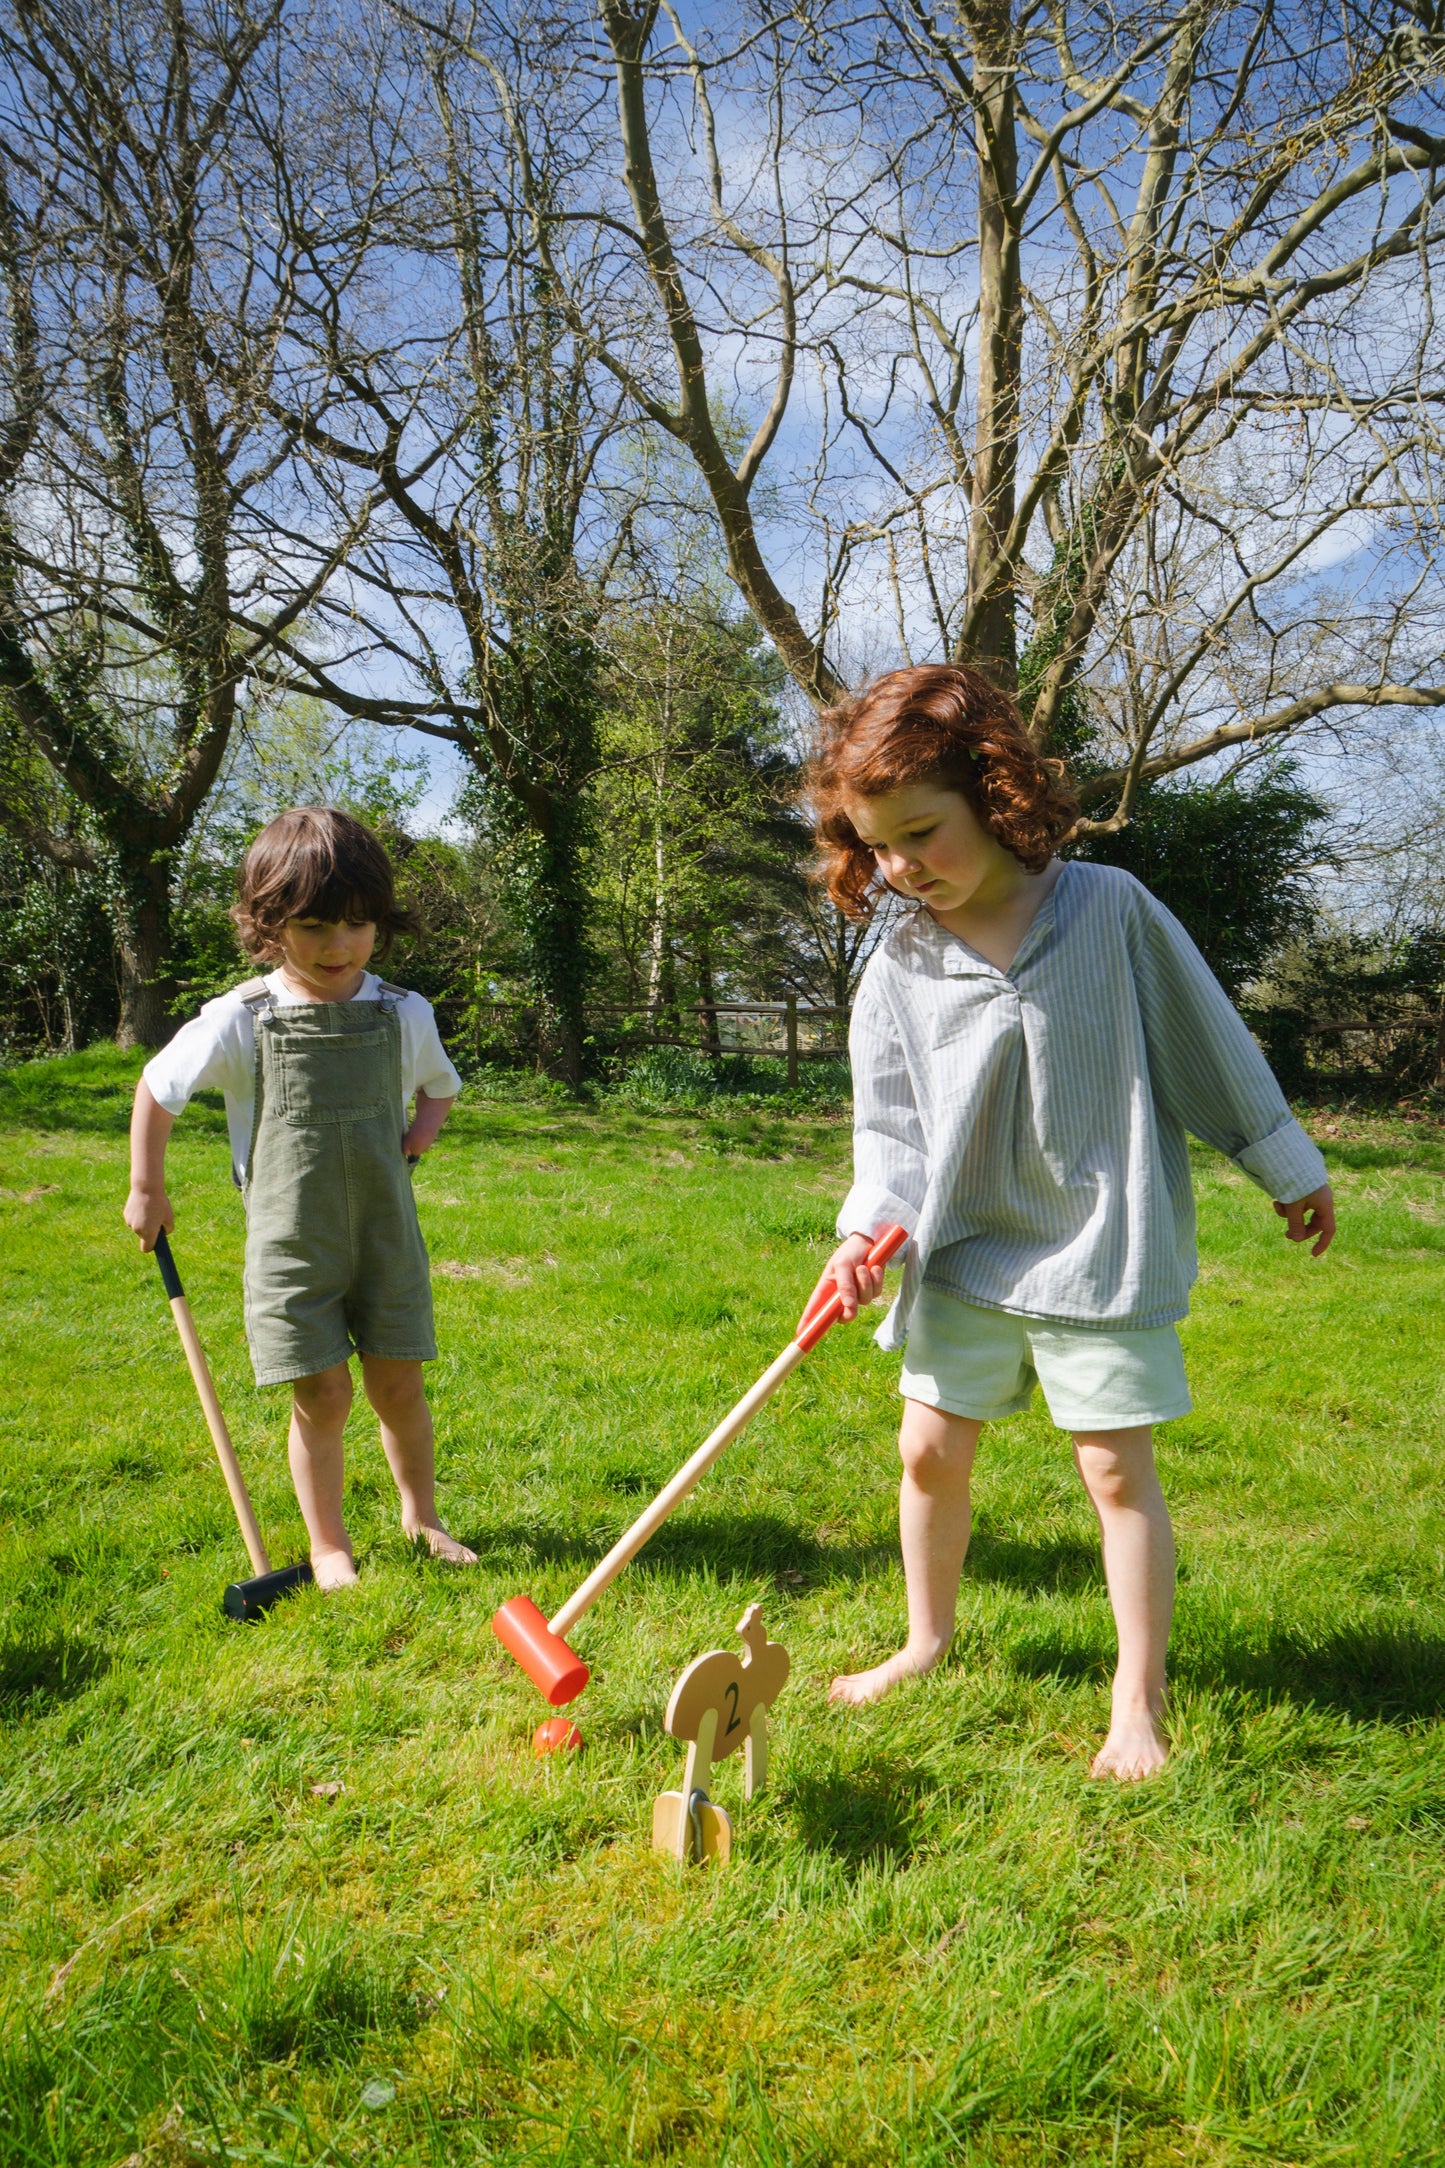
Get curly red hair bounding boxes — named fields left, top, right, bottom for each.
left=810, top=664, right=1078, bottom=919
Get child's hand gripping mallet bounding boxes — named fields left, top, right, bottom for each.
left=151, top=1229, right=314, bottom=1619
left=492, top=1222, right=909, bottom=1709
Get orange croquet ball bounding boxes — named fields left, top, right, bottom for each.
left=532, top=1716, right=584, bottom=1756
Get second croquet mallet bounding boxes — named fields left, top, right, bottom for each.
left=491, top=1222, right=909, bottom=1705
left=152, top=1229, right=314, bottom=1619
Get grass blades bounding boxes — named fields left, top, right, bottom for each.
left=2, top=1051, right=1445, bottom=2162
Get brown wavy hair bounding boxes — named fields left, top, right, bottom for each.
left=231, top=806, right=419, bottom=961
left=810, top=663, right=1078, bottom=919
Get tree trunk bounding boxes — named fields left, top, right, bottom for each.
left=960, top=7, right=1022, bottom=689
left=655, top=938, right=680, bottom=1043
left=647, top=647, right=672, bottom=1021
left=522, top=812, right=591, bottom=1089
left=113, top=848, right=177, bottom=1050
left=832, top=907, right=852, bottom=1013
left=696, top=934, right=720, bottom=1054
left=647, top=772, right=668, bottom=1022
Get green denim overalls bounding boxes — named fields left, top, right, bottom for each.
left=239, top=981, right=436, bottom=1387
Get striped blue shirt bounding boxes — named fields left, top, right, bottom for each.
left=838, top=861, right=1327, bottom=1346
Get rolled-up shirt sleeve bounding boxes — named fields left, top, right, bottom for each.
left=1130, top=891, right=1328, bottom=1203
left=838, top=978, right=928, bottom=1241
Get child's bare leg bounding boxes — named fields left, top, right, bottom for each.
left=360, top=1356, right=477, bottom=1565
left=830, top=1401, right=980, bottom=1706
left=289, top=1363, right=358, bottom=1590
left=1072, top=1426, right=1174, bottom=1780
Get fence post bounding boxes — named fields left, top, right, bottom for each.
left=785, top=993, right=798, bottom=1087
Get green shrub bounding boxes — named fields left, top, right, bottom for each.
left=610, top=1047, right=722, bottom=1109
left=608, top=1048, right=853, bottom=1111
left=1244, top=928, right=1445, bottom=1100
left=1072, top=764, right=1326, bottom=995
left=452, top=1061, right=577, bottom=1105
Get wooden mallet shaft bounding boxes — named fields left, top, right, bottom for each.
left=550, top=1337, right=808, bottom=1640
left=492, top=1222, right=910, bottom=1705
left=154, top=1229, right=270, bottom=1577
left=151, top=1234, right=314, bottom=1617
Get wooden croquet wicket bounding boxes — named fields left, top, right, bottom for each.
left=652, top=1605, right=791, bottom=1865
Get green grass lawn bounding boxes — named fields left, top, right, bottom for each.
left=3, top=1051, right=1445, bottom=2166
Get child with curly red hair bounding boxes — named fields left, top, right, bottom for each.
left=803, top=664, right=1334, bottom=1778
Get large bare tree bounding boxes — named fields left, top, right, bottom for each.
left=238, top=2, right=648, bottom=1079
left=539, top=0, right=1445, bottom=828
left=8, top=0, right=1441, bottom=1055
left=0, top=0, right=335, bottom=1043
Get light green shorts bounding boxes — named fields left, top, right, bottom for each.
left=899, top=1286, right=1192, bottom=1431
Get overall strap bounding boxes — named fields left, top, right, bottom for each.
left=374, top=979, right=409, bottom=1014
left=236, top=978, right=274, bottom=1194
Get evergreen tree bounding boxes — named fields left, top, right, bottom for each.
left=1071, top=765, right=1328, bottom=996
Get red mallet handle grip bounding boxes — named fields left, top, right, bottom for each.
left=794, top=1222, right=909, bottom=1353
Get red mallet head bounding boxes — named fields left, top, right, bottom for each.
left=533, top=1716, right=584, bottom=1756
left=492, top=1595, right=590, bottom=1706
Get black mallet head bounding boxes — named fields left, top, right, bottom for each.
left=223, top=1561, right=315, bottom=1620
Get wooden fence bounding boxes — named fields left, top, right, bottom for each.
left=437, top=992, right=1445, bottom=1096
left=437, top=995, right=852, bottom=1086
left=1294, top=1012, right=1445, bottom=1090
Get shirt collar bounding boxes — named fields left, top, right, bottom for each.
left=929, top=863, right=1068, bottom=980
left=265, top=968, right=379, bottom=1005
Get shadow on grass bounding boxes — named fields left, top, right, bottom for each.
left=965, top=1528, right=1102, bottom=1594
left=1005, top=1619, right=1445, bottom=1727
left=0, top=1049, right=226, bottom=1137
left=221, top=1919, right=419, bottom=2067
left=481, top=1512, right=1100, bottom=1599
left=788, top=1757, right=935, bottom=1868
left=475, top=1510, right=897, bottom=1587
left=1319, top=1139, right=1445, bottom=1175
left=1180, top=1621, right=1445, bottom=1726
left=0, top=1633, right=109, bottom=1718
left=440, top=1104, right=599, bottom=1146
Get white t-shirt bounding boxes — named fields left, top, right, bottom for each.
left=143, top=971, right=463, bottom=1186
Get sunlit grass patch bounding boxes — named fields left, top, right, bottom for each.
left=2, top=1057, right=1444, bottom=2162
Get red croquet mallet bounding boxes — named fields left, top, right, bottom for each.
left=491, top=1222, right=910, bottom=1706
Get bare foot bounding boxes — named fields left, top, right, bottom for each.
left=311, top=1545, right=358, bottom=1592
left=828, top=1642, right=946, bottom=1707
left=1089, top=1709, right=1169, bottom=1782
left=405, top=1522, right=478, bottom=1566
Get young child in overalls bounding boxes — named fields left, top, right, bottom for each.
left=125, top=806, right=475, bottom=1589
